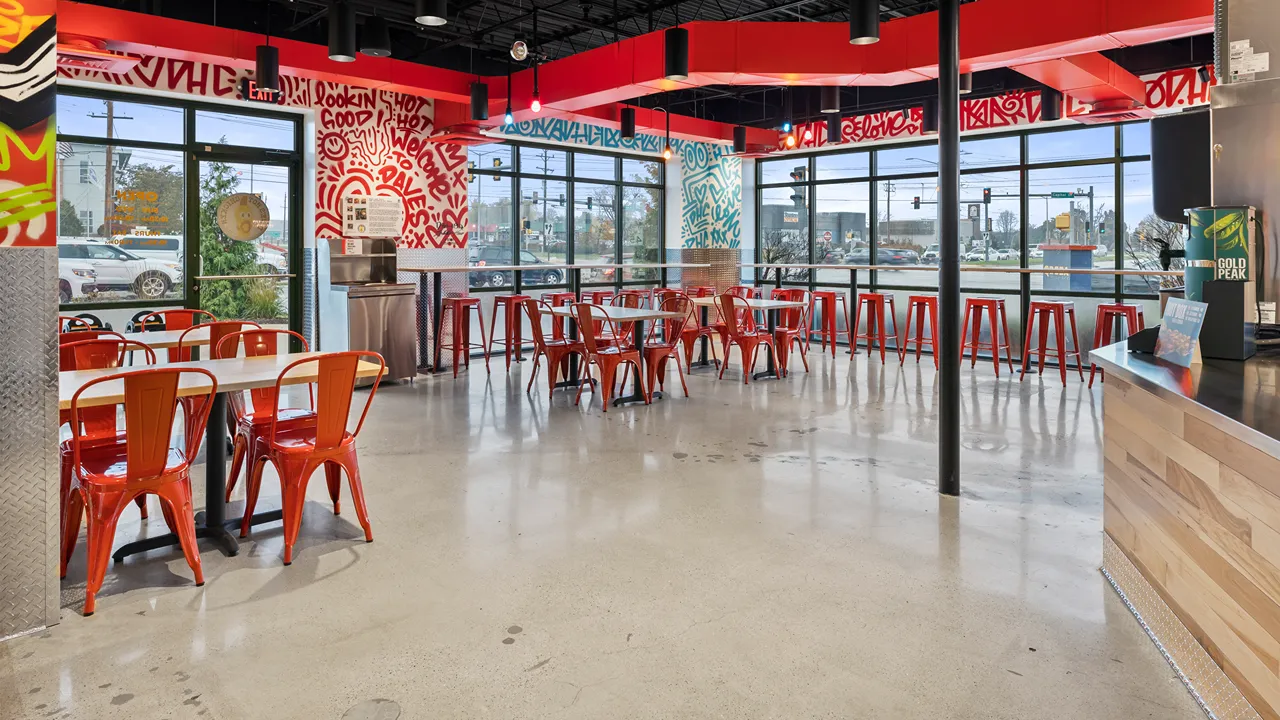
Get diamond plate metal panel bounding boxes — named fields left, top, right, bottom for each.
left=398, top=246, right=466, bottom=369
left=302, top=247, right=316, bottom=348
left=0, top=248, right=59, bottom=638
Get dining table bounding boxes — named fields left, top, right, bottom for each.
left=59, top=352, right=385, bottom=561
left=690, top=296, right=807, bottom=380
left=117, top=327, right=208, bottom=350
left=548, top=304, right=683, bottom=405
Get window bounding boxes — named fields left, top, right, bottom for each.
left=1028, top=126, right=1113, bottom=164
left=1028, top=166, right=1116, bottom=292
left=760, top=158, right=801, bottom=185
left=877, top=145, right=938, bottom=175
left=815, top=152, right=869, bottom=180
left=623, top=159, right=662, bottom=184
left=519, top=146, right=567, bottom=176
left=469, top=144, right=512, bottom=172
left=57, top=95, right=184, bottom=144
left=960, top=136, right=1019, bottom=169
left=575, top=152, right=617, bottom=181
left=876, top=178, right=936, bottom=287
left=520, top=178, right=569, bottom=276
left=196, top=110, right=295, bottom=151
left=813, top=182, right=869, bottom=283
left=1121, top=160, right=1181, bottom=297
left=467, top=174, right=513, bottom=288
left=760, top=186, right=809, bottom=281
left=78, top=161, right=89, bottom=184
left=1122, top=123, right=1151, bottom=158
left=622, top=185, right=660, bottom=281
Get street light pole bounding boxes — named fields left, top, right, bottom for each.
left=937, top=0, right=961, bottom=497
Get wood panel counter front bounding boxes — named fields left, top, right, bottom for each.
left=1090, top=342, right=1280, bottom=719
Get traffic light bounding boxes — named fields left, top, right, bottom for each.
left=789, top=166, right=807, bottom=182
left=586, top=196, right=592, bottom=210
left=982, top=188, right=991, bottom=204
left=558, top=194, right=565, bottom=206
left=913, top=196, right=921, bottom=209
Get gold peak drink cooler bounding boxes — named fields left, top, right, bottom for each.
left=1187, top=206, right=1258, bottom=360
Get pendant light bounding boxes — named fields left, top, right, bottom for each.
left=664, top=4, right=689, bottom=81
left=921, top=97, right=938, bottom=134
left=659, top=105, right=673, bottom=160
left=256, top=7, right=279, bottom=90
left=1040, top=88, right=1063, bottom=121
left=827, top=115, right=841, bottom=144
left=620, top=106, right=636, bottom=139
left=849, top=0, right=879, bottom=45
left=414, top=0, right=448, bottom=26
left=470, top=82, right=489, bottom=121
left=733, top=125, right=747, bottom=154
left=503, top=65, right=515, bottom=125
left=820, top=86, right=840, bottom=114
left=958, top=72, right=972, bottom=95
left=361, top=15, right=392, bottom=57
left=529, top=10, right=542, bottom=113
left=328, top=0, right=356, bottom=63
left=781, top=88, right=793, bottom=133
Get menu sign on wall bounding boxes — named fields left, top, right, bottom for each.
left=342, top=194, right=403, bottom=239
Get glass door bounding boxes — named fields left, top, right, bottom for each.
left=191, top=152, right=298, bottom=331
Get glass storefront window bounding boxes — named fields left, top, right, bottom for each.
left=1121, top=160, right=1183, bottom=297
left=519, top=178, right=569, bottom=285
left=519, top=146, right=567, bottom=176
left=877, top=144, right=938, bottom=175
left=760, top=158, right=801, bottom=185
left=815, top=152, right=869, bottom=180
left=876, top=178, right=936, bottom=287
left=467, top=175, right=514, bottom=289
left=196, top=110, right=295, bottom=151
left=57, top=95, right=184, bottom=145
left=575, top=152, right=617, bottom=181
left=813, top=182, right=869, bottom=284
left=960, top=136, right=1019, bottom=169
left=1027, top=165, right=1116, bottom=293
left=469, top=145, right=512, bottom=173
left=622, top=185, right=660, bottom=281
left=56, top=143, right=185, bottom=305
left=759, top=186, right=809, bottom=281
left=622, top=158, right=662, bottom=184
left=1028, top=126, right=1113, bottom=164
left=958, top=170, right=1020, bottom=288
left=1122, top=123, right=1151, bottom=158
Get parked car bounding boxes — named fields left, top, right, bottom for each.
left=878, top=247, right=919, bottom=265
left=843, top=247, right=871, bottom=264
left=1029, top=245, right=1044, bottom=259
left=58, top=239, right=183, bottom=300
left=921, top=244, right=940, bottom=264
left=115, top=234, right=287, bottom=274
left=468, top=246, right=564, bottom=287
left=58, top=259, right=97, bottom=304
left=964, top=250, right=988, bottom=262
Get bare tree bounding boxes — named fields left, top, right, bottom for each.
left=995, top=209, right=1017, bottom=248
left=1126, top=213, right=1187, bottom=293
left=761, top=229, right=809, bottom=282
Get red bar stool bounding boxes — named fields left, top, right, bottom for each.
left=437, top=296, right=489, bottom=378
left=487, top=294, right=532, bottom=371
left=852, top=292, right=899, bottom=363
left=960, top=297, right=1015, bottom=376
left=1021, top=300, right=1085, bottom=385
left=584, top=290, right=615, bottom=305
left=541, top=291, right=577, bottom=339
left=683, top=285, right=717, bottom=297
left=1089, top=303, right=1146, bottom=387
left=808, top=291, right=850, bottom=358
left=900, top=294, right=939, bottom=368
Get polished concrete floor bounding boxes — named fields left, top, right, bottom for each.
left=1, top=349, right=1202, bottom=719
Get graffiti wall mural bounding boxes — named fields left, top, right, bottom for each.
left=0, top=0, right=56, bottom=248
left=499, top=118, right=742, bottom=249
left=59, top=55, right=468, bottom=250
left=783, top=67, right=1217, bottom=150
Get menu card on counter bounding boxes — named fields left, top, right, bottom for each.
left=1155, top=298, right=1208, bottom=367
left=342, top=194, right=403, bottom=239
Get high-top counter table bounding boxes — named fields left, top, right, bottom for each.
left=1090, top=342, right=1280, bottom=720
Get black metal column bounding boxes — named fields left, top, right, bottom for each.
left=937, top=0, right=961, bottom=497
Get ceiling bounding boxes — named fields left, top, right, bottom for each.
left=82, top=0, right=1214, bottom=129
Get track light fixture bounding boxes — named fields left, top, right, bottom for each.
left=849, top=0, right=879, bottom=45
left=327, top=0, right=356, bottom=63
left=621, top=106, right=636, bottom=139
left=414, top=0, right=448, bottom=26
left=1040, top=87, right=1063, bottom=121
left=361, top=15, right=392, bottom=57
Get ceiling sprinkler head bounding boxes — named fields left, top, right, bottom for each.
left=510, top=40, right=529, bottom=61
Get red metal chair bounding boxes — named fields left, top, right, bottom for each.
left=58, top=338, right=158, bottom=529
left=614, top=289, right=649, bottom=308
left=541, top=291, right=577, bottom=340
left=177, top=321, right=260, bottom=448
left=573, top=303, right=647, bottom=412
left=523, top=298, right=586, bottom=395
left=1021, top=300, right=1084, bottom=385
left=215, top=329, right=317, bottom=504
left=59, top=330, right=125, bottom=369
left=643, top=295, right=693, bottom=401
left=853, top=292, right=900, bottom=363
left=487, top=294, right=532, bottom=371
left=437, top=296, right=488, bottom=378
left=608, top=291, right=647, bottom=348
left=717, top=293, right=777, bottom=385
left=960, top=297, right=1014, bottom=376
left=59, top=315, right=92, bottom=332
left=771, top=288, right=811, bottom=377
left=62, top=366, right=217, bottom=615
left=138, top=309, right=217, bottom=362
left=678, top=287, right=724, bottom=370
left=1089, top=303, right=1146, bottom=387
left=242, top=351, right=385, bottom=564
left=900, top=295, right=939, bottom=368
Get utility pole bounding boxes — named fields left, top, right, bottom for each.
left=103, top=101, right=114, bottom=238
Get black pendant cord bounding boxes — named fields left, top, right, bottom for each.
left=937, top=0, right=961, bottom=497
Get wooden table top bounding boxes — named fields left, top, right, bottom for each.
left=740, top=262, right=1183, bottom=277
left=690, top=296, right=807, bottom=310
left=548, top=305, right=684, bottom=322
left=59, top=352, right=384, bottom=410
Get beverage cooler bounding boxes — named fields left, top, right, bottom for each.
left=317, top=238, right=416, bottom=382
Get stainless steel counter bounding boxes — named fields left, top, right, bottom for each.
left=1089, top=341, right=1280, bottom=457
